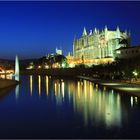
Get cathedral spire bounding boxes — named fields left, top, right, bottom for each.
left=94, top=27, right=97, bottom=34
left=105, top=25, right=108, bottom=32
left=129, top=30, right=131, bottom=36
left=74, top=34, right=76, bottom=41
left=82, top=27, right=87, bottom=36
left=73, top=34, right=77, bottom=45
left=125, top=29, right=127, bottom=35
left=116, top=26, right=120, bottom=32
left=116, top=26, right=120, bottom=38
left=89, top=30, right=92, bottom=35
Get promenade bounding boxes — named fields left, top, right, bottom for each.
left=77, top=76, right=140, bottom=97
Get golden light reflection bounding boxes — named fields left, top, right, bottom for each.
left=73, top=79, right=122, bottom=128
left=77, top=81, right=80, bottom=98
left=96, top=84, right=98, bottom=91
left=38, top=75, right=41, bottom=96
left=135, top=96, right=138, bottom=104
left=46, top=76, right=49, bottom=96
left=30, top=77, right=123, bottom=128
left=131, top=96, right=133, bottom=107
left=54, top=80, right=61, bottom=97
left=61, top=81, right=65, bottom=99
left=103, top=86, right=106, bottom=91
left=54, top=83, right=57, bottom=96
left=54, top=79, right=64, bottom=105
left=29, top=75, right=33, bottom=95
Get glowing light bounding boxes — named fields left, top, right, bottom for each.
left=133, top=70, right=138, bottom=77
left=116, top=50, right=121, bottom=54
left=26, top=65, right=33, bottom=69
left=62, top=63, right=65, bottom=68
left=45, top=65, right=49, bottom=69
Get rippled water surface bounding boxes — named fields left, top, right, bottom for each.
left=0, top=75, right=140, bottom=138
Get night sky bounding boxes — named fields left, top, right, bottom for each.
left=0, top=1, right=140, bottom=59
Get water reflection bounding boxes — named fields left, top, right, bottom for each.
left=38, top=75, right=41, bottom=96
left=46, top=76, right=48, bottom=96
left=61, top=80, right=65, bottom=99
left=15, top=75, right=19, bottom=81
left=27, top=75, right=140, bottom=129
left=70, top=80, right=122, bottom=128
left=53, top=79, right=65, bottom=105
left=131, top=96, right=133, bottom=107
left=0, top=86, right=16, bottom=100
left=15, top=85, right=19, bottom=100
left=29, top=75, right=33, bottom=95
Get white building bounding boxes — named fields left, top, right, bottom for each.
left=73, top=26, right=130, bottom=60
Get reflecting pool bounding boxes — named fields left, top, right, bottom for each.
left=0, top=75, right=140, bottom=138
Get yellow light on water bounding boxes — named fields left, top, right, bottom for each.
left=46, top=76, right=48, bottom=96
left=131, top=96, right=133, bottom=107
left=38, top=75, right=41, bottom=96
left=62, top=81, right=65, bottom=99
left=30, top=75, right=33, bottom=95
left=54, top=83, right=57, bottom=96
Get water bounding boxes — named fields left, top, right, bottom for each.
left=0, top=75, right=140, bottom=138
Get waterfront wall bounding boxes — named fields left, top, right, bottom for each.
left=0, top=79, right=19, bottom=89
left=22, top=68, right=95, bottom=77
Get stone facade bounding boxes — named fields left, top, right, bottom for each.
left=73, top=26, right=130, bottom=59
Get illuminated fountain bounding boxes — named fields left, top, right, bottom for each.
left=15, top=55, right=20, bottom=81
left=14, top=55, right=20, bottom=100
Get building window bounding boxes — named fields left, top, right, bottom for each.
left=116, top=50, right=121, bottom=54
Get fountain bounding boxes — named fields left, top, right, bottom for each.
left=15, top=55, right=20, bottom=81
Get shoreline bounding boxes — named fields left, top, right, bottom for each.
left=0, top=79, right=19, bottom=90
left=77, top=76, right=140, bottom=97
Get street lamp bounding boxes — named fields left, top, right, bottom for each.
left=133, top=70, right=138, bottom=81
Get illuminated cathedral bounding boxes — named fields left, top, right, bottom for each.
left=71, top=26, right=130, bottom=66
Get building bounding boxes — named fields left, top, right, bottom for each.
left=56, top=48, right=62, bottom=55
left=115, top=46, right=140, bottom=59
left=73, top=26, right=130, bottom=66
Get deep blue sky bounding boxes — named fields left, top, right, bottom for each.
left=0, top=1, right=140, bottom=59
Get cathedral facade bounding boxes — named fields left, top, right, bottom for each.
left=73, top=26, right=130, bottom=61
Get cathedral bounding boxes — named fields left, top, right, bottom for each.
left=73, top=26, right=130, bottom=64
